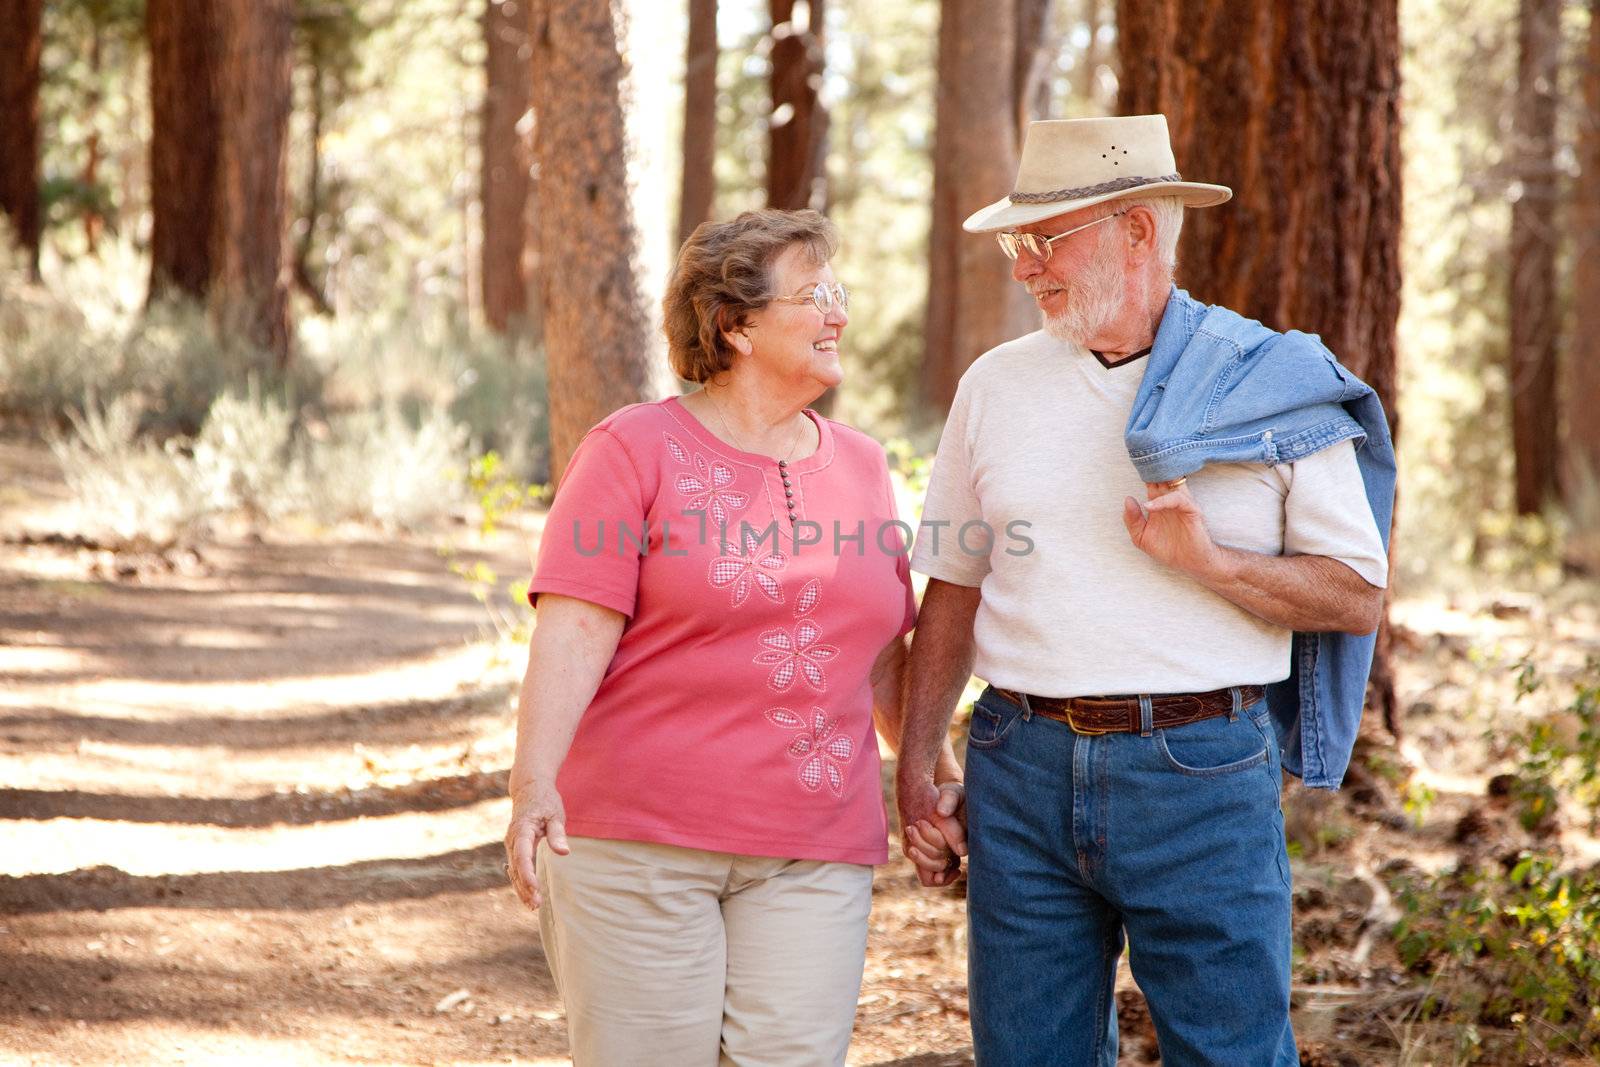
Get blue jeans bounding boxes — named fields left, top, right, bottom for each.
left=964, top=685, right=1298, bottom=1067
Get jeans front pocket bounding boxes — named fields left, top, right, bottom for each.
left=967, top=689, right=1024, bottom=750
left=1155, top=710, right=1270, bottom=778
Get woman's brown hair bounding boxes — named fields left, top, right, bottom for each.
left=663, top=209, right=839, bottom=384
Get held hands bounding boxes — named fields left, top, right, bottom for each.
left=897, top=780, right=968, bottom=888
left=1121, top=479, right=1224, bottom=579
left=504, top=779, right=570, bottom=910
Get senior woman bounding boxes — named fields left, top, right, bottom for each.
left=503, top=208, right=962, bottom=1066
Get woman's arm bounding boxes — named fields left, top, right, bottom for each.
left=870, top=632, right=967, bottom=886
left=869, top=634, right=961, bottom=783
left=504, top=594, right=626, bottom=910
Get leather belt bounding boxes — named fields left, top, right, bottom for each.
left=991, top=685, right=1265, bottom=736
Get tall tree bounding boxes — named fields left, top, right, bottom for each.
left=530, top=0, right=656, bottom=481
left=0, top=0, right=44, bottom=276
left=1568, top=0, right=1600, bottom=542
left=1509, top=0, right=1562, bottom=515
left=678, top=0, right=718, bottom=250
left=482, top=0, right=534, bottom=334
left=211, top=0, right=294, bottom=368
left=1013, top=0, right=1054, bottom=138
left=1118, top=0, right=1403, bottom=732
left=147, top=0, right=220, bottom=301
left=923, top=0, right=1042, bottom=413
left=766, top=0, right=827, bottom=211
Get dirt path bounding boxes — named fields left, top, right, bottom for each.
left=0, top=441, right=976, bottom=1066
left=6, top=436, right=1598, bottom=1065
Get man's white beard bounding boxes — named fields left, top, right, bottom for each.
left=1038, top=236, right=1126, bottom=348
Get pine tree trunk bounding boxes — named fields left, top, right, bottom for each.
left=530, top=0, right=657, bottom=481
left=147, top=0, right=219, bottom=301
left=678, top=0, right=718, bottom=250
left=766, top=0, right=827, bottom=211
left=1567, top=0, right=1600, bottom=557
left=211, top=0, right=293, bottom=368
left=0, top=0, right=44, bottom=277
left=1118, top=0, right=1404, bottom=736
left=923, top=0, right=1040, bottom=414
left=482, top=0, right=534, bottom=334
left=1013, top=0, right=1054, bottom=140
left=1510, top=0, right=1562, bottom=515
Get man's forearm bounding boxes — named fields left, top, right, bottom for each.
left=1195, top=549, right=1382, bottom=635
left=898, top=579, right=981, bottom=786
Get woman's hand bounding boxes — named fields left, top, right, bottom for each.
left=504, top=779, right=570, bottom=910
left=900, top=781, right=966, bottom=887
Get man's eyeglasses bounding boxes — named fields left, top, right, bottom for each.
left=996, top=209, right=1129, bottom=262
left=770, top=282, right=850, bottom=315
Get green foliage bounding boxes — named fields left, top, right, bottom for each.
left=1402, top=780, right=1438, bottom=830
left=0, top=269, right=314, bottom=436
left=48, top=395, right=211, bottom=548
left=1506, top=658, right=1600, bottom=833
left=1393, top=854, right=1600, bottom=1059
left=49, top=387, right=475, bottom=547
left=442, top=451, right=544, bottom=646
left=463, top=452, right=543, bottom=538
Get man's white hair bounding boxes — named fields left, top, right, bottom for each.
left=1120, top=195, right=1184, bottom=276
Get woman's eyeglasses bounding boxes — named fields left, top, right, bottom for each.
left=770, top=282, right=850, bottom=315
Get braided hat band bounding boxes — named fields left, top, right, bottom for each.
left=1009, top=173, right=1183, bottom=206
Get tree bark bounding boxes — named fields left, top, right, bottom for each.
left=1509, top=0, right=1562, bottom=515
left=1118, top=0, right=1403, bottom=735
left=678, top=0, right=718, bottom=250
left=530, top=0, right=657, bottom=481
left=147, top=0, right=220, bottom=301
left=766, top=0, right=827, bottom=211
left=1569, top=0, right=1600, bottom=533
left=1013, top=0, right=1054, bottom=141
left=482, top=0, right=534, bottom=334
left=0, top=0, right=44, bottom=276
left=923, top=0, right=1040, bottom=414
left=211, top=0, right=294, bottom=368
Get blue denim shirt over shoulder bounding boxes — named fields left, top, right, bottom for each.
left=1124, top=286, right=1397, bottom=789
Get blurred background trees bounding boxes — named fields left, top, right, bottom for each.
left=0, top=0, right=45, bottom=278
left=0, top=0, right=1596, bottom=574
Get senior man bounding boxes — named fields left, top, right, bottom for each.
left=896, top=115, right=1395, bottom=1066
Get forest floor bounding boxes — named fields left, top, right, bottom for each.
left=2, top=436, right=1597, bottom=1066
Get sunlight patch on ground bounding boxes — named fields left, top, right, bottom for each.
left=2, top=642, right=513, bottom=717
left=0, top=800, right=509, bottom=878
left=0, top=644, right=90, bottom=675
left=2, top=728, right=517, bottom=795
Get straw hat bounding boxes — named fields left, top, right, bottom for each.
left=962, top=114, right=1232, bottom=233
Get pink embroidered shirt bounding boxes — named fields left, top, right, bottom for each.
left=529, top=396, right=916, bottom=865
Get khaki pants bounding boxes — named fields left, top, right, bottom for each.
left=536, top=836, right=873, bottom=1066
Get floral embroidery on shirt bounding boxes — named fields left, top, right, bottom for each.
left=765, top=707, right=855, bottom=796
left=708, top=527, right=787, bottom=607
left=663, top=432, right=749, bottom=529
left=754, top=618, right=839, bottom=692
left=793, top=578, right=821, bottom=617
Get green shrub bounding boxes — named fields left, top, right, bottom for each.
left=1507, top=659, right=1600, bottom=833
left=1393, top=854, right=1600, bottom=1058
left=48, top=395, right=210, bottom=547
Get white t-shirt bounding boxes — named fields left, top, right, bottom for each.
left=910, top=329, right=1388, bottom=698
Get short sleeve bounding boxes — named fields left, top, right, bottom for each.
left=529, top=428, right=646, bottom=617
left=910, top=385, right=990, bottom=587
left=1282, top=438, right=1388, bottom=588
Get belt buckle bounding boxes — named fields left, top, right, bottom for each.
left=1065, top=706, right=1111, bottom=736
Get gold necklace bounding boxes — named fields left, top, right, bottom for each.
left=703, top=389, right=806, bottom=462
left=703, top=389, right=807, bottom=527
